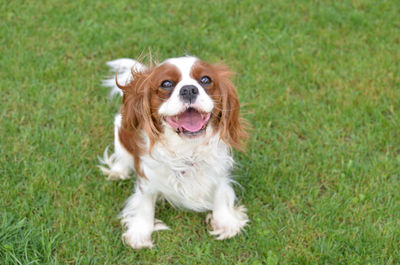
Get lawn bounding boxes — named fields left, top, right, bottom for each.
left=1, top=0, right=400, bottom=264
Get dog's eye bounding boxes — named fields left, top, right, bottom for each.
left=160, top=80, right=174, bottom=90
left=199, top=76, right=212, bottom=86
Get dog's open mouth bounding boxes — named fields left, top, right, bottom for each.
left=165, top=108, right=211, bottom=136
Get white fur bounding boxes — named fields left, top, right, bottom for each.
left=100, top=57, right=248, bottom=249
left=98, top=114, right=133, bottom=180
left=102, top=58, right=147, bottom=97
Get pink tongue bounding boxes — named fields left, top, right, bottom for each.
left=177, top=108, right=205, bottom=132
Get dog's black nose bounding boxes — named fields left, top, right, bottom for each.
left=179, top=85, right=199, bottom=104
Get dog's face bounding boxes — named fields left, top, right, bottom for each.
left=158, top=57, right=214, bottom=137
left=118, top=56, right=246, bottom=152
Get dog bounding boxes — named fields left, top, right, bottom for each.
left=99, top=56, right=248, bottom=249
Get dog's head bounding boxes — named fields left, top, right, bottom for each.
left=118, top=56, right=247, bottom=152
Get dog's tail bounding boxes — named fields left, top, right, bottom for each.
left=102, top=58, right=147, bottom=97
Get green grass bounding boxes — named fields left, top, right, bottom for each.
left=1, top=0, right=400, bottom=264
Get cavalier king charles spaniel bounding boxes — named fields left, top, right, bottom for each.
left=99, top=56, right=248, bottom=249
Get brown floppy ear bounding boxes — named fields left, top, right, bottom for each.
left=214, top=65, right=248, bottom=151
left=117, top=68, right=161, bottom=177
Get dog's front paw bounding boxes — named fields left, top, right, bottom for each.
left=122, top=229, right=153, bottom=249
left=206, top=205, right=249, bottom=240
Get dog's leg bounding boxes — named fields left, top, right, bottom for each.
left=98, top=114, right=133, bottom=180
left=119, top=186, right=167, bottom=249
left=207, top=179, right=249, bottom=240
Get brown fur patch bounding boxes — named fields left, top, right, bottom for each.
left=191, top=61, right=248, bottom=151
left=117, top=63, right=181, bottom=177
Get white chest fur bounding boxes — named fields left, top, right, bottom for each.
left=140, top=128, right=234, bottom=211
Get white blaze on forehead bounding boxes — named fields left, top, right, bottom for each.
left=158, top=56, right=214, bottom=117
left=163, top=56, right=199, bottom=77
